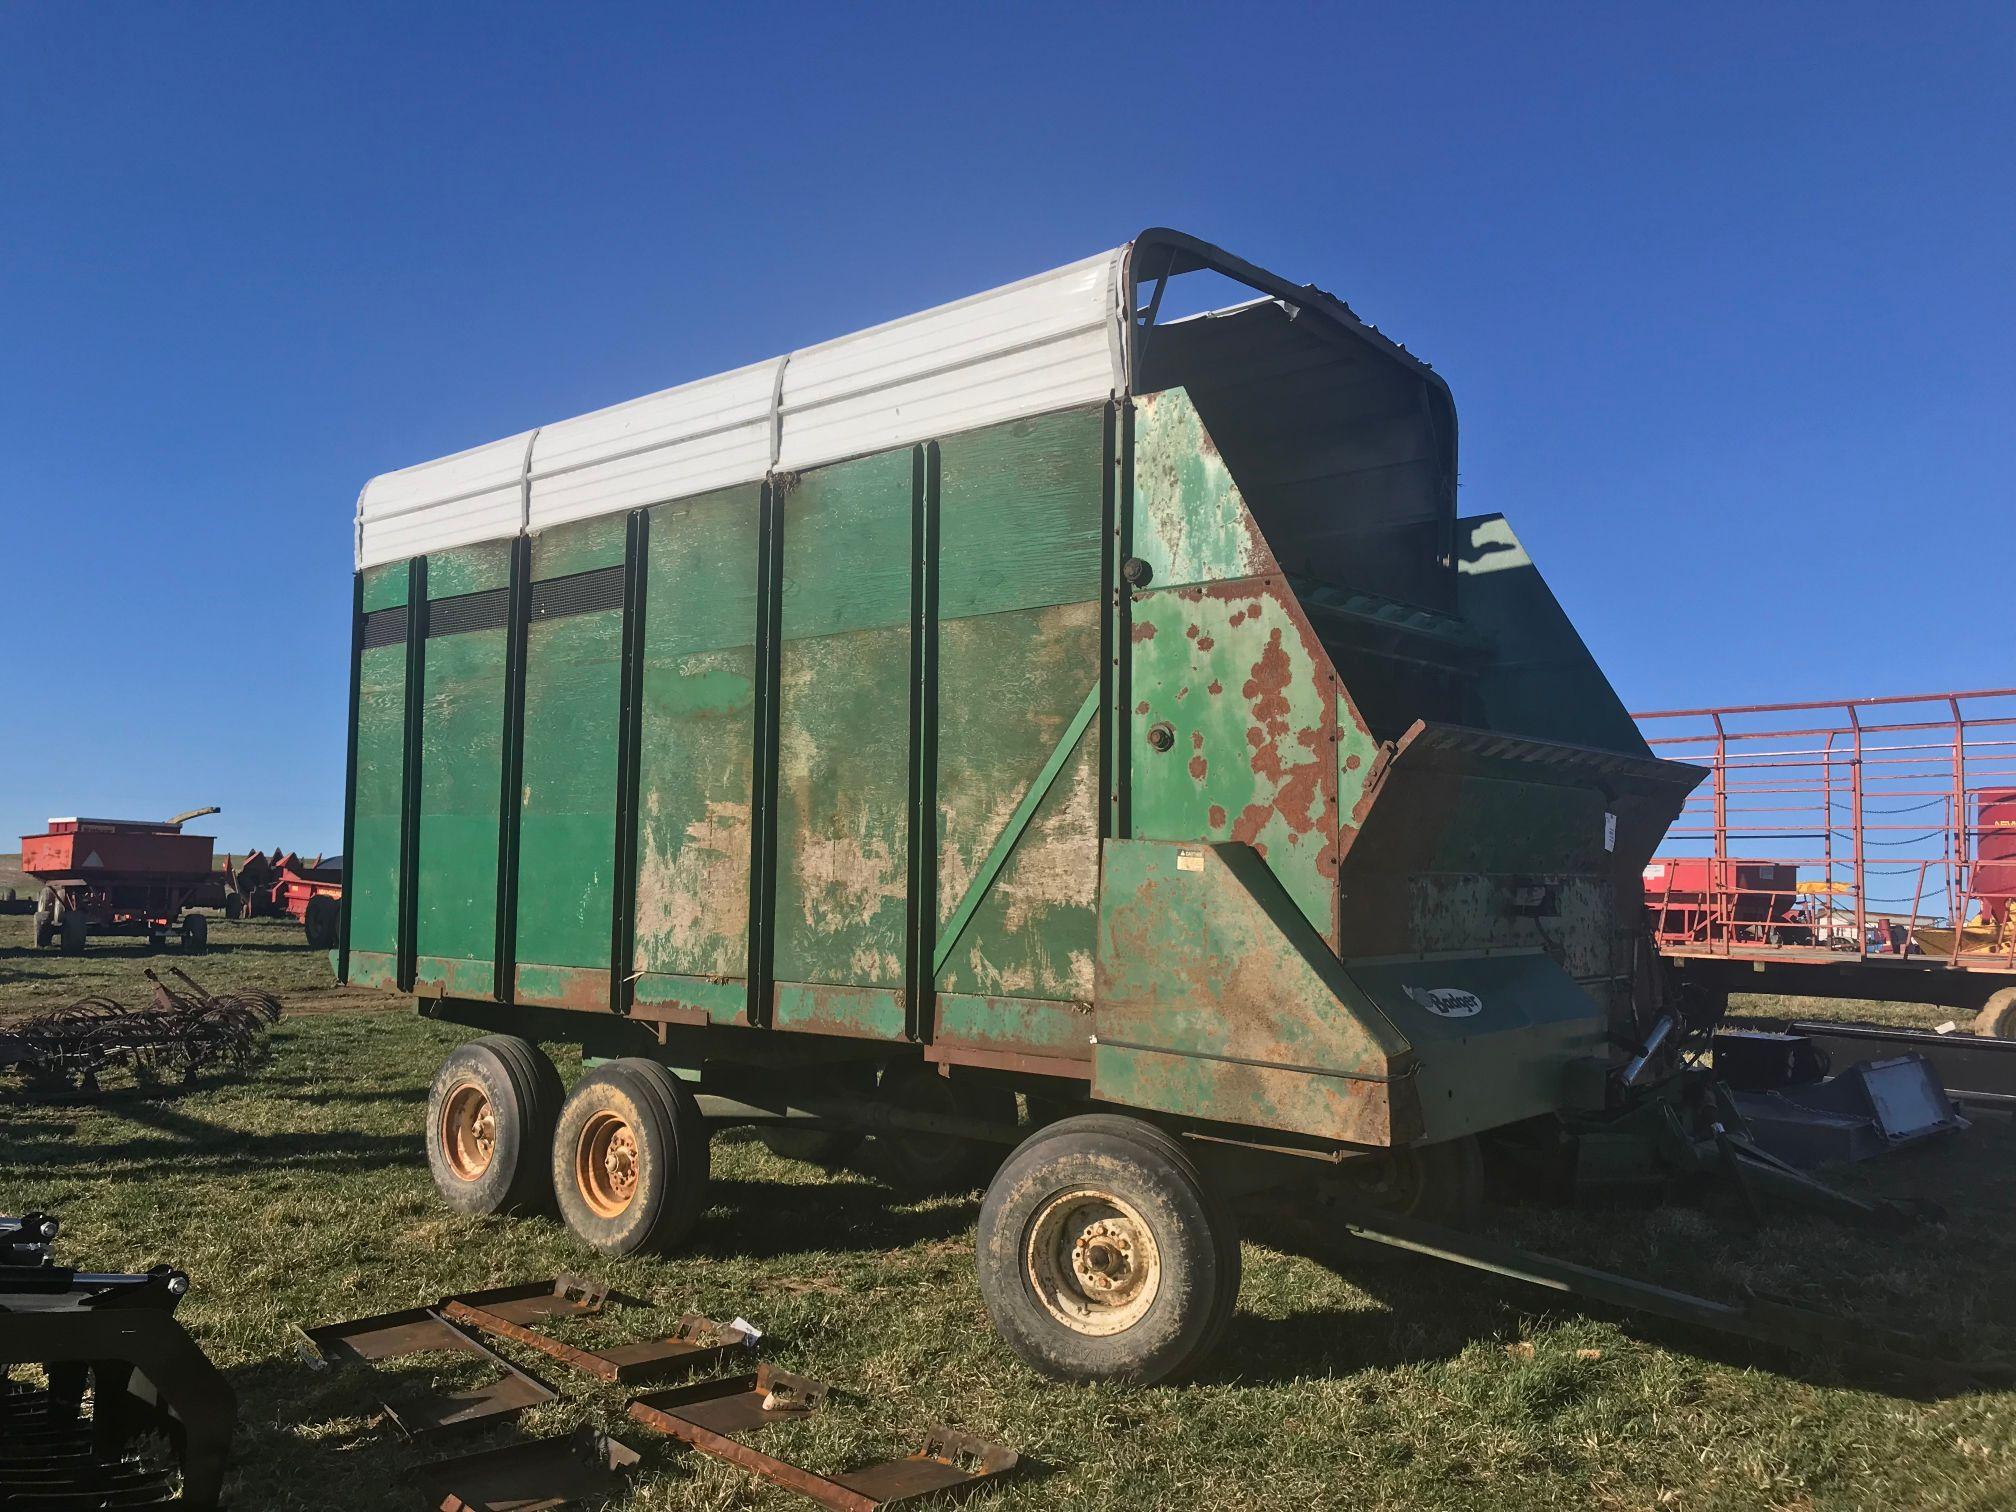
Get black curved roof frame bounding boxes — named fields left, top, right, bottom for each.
left=1124, top=227, right=1459, bottom=535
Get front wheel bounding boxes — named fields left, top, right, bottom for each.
left=553, top=1059, right=710, bottom=1256
left=976, top=1114, right=1240, bottom=1385
left=180, top=914, right=208, bottom=952
left=425, top=1036, right=564, bottom=1215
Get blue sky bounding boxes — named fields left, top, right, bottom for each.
left=2, top=2, right=2010, bottom=852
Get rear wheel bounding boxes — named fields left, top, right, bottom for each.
left=1976, top=987, right=2016, bottom=1039
left=977, top=1114, right=1240, bottom=1385
left=180, top=914, right=208, bottom=953
left=874, top=1064, right=1015, bottom=1194
left=553, top=1059, right=710, bottom=1256
left=58, top=914, right=86, bottom=955
left=303, top=895, right=339, bottom=949
left=426, top=1036, right=564, bottom=1215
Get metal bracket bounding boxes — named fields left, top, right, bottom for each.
left=416, top=1426, right=642, bottom=1511
left=628, top=1363, right=1018, bottom=1511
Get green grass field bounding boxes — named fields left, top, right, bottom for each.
left=2, top=917, right=2012, bottom=1509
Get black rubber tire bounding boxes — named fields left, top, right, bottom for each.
left=553, top=1059, right=710, bottom=1256
left=59, top=915, right=86, bottom=956
left=757, top=1126, right=865, bottom=1166
left=303, top=895, right=339, bottom=950
left=977, top=1113, right=1240, bottom=1385
left=425, top=1036, right=564, bottom=1216
left=874, top=1065, right=1016, bottom=1194
left=180, top=914, right=208, bottom=953
left=223, top=892, right=244, bottom=921
left=34, top=920, right=53, bottom=950
left=1975, top=987, right=2016, bottom=1040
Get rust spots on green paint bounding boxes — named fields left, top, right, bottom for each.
left=1207, top=680, right=1222, bottom=695
left=515, top=963, right=609, bottom=1012
left=1208, top=804, right=1227, bottom=829
left=772, top=981, right=907, bottom=1041
left=1130, top=620, right=1158, bottom=643
left=1129, top=388, right=1278, bottom=591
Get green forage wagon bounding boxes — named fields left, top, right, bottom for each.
left=341, top=230, right=1696, bottom=1383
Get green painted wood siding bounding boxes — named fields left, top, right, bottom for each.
left=933, top=409, right=1105, bottom=1003
left=771, top=450, right=914, bottom=995
left=413, top=543, right=511, bottom=992
left=515, top=518, right=625, bottom=975
left=349, top=640, right=406, bottom=961
left=632, top=485, right=761, bottom=1001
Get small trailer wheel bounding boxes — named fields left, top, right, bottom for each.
left=180, top=914, right=208, bottom=953
left=426, top=1036, right=564, bottom=1215
left=303, top=895, right=339, bottom=950
left=553, top=1059, right=709, bottom=1256
left=874, top=1064, right=1015, bottom=1194
left=34, top=920, right=54, bottom=950
left=59, top=914, right=86, bottom=956
left=1975, top=987, right=2016, bottom=1039
left=976, top=1113, right=1239, bottom=1385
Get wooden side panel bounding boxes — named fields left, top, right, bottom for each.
left=349, top=639, right=406, bottom=966
left=771, top=451, right=913, bottom=1013
left=413, top=544, right=510, bottom=996
left=933, top=408, right=1106, bottom=1005
left=514, top=518, right=625, bottom=989
left=632, top=485, right=761, bottom=1020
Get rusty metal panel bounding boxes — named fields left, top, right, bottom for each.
left=515, top=518, right=625, bottom=981
left=414, top=544, right=510, bottom=995
left=770, top=451, right=913, bottom=1011
left=933, top=992, right=1091, bottom=1061
left=1092, top=838, right=1416, bottom=1145
left=933, top=408, right=1105, bottom=1004
left=1129, top=578, right=1341, bottom=944
left=631, top=485, right=762, bottom=1021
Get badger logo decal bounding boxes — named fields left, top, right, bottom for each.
left=1404, top=985, right=1484, bottom=1019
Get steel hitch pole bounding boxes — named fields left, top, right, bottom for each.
left=1327, top=1198, right=2011, bottom=1387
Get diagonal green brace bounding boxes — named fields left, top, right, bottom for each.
left=932, top=682, right=1101, bottom=980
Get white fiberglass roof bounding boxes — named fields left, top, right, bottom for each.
left=354, top=247, right=1131, bottom=569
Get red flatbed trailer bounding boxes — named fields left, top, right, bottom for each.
left=21, top=810, right=224, bottom=953
left=1634, top=690, right=2016, bottom=1036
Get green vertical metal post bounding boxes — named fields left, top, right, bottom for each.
left=904, top=445, right=938, bottom=1040
left=745, top=480, right=785, bottom=1027
left=396, top=555, right=430, bottom=991
left=1103, top=400, right=1134, bottom=839
left=608, top=509, right=650, bottom=1015
left=492, top=535, right=531, bottom=1000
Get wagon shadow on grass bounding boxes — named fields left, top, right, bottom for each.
left=1218, top=1193, right=2008, bottom=1403
left=0, top=1093, right=423, bottom=1181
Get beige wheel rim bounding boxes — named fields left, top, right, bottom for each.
left=576, top=1109, right=640, bottom=1218
left=1025, top=1187, right=1162, bottom=1337
left=439, top=1081, right=496, bottom=1182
